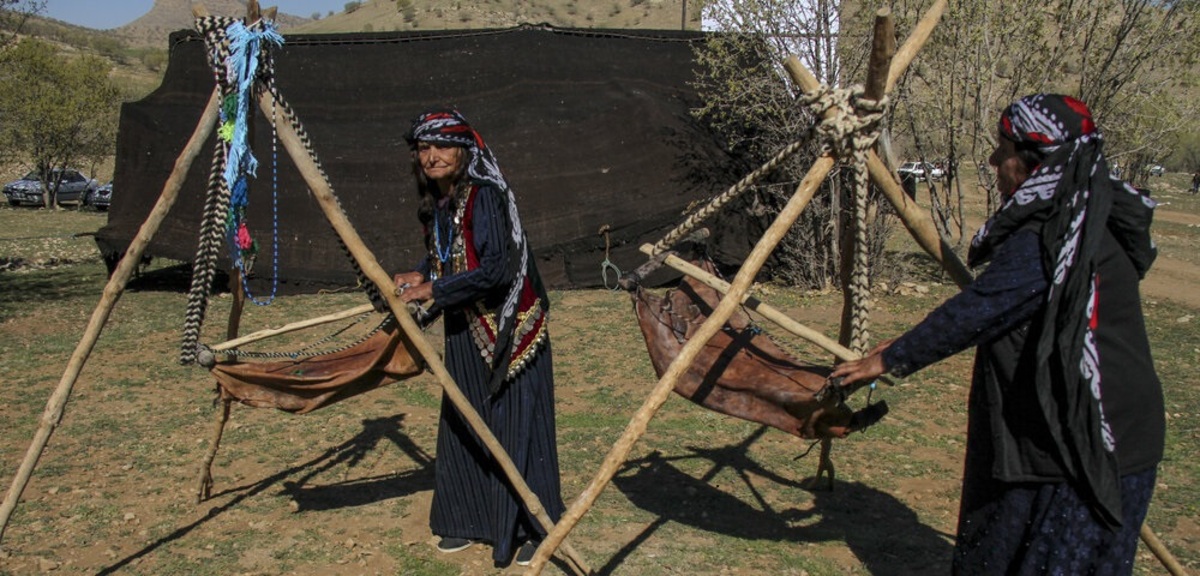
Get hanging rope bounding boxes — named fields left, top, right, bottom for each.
left=180, top=16, right=283, bottom=364
left=221, top=20, right=284, bottom=305
left=180, top=142, right=233, bottom=364
left=650, top=138, right=808, bottom=255
left=795, top=83, right=888, bottom=353
left=204, top=313, right=394, bottom=362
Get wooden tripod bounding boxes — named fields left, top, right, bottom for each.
left=0, top=4, right=592, bottom=575
left=527, top=2, right=1184, bottom=575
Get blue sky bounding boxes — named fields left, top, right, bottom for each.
left=42, top=0, right=349, bottom=30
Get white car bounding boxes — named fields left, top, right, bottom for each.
left=897, top=161, right=943, bottom=182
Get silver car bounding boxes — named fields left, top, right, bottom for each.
left=897, top=161, right=944, bottom=182
left=86, top=182, right=113, bottom=210
left=3, top=168, right=98, bottom=207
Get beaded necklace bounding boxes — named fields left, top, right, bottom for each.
left=430, top=188, right=468, bottom=279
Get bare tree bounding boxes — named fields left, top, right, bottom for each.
left=893, top=0, right=1200, bottom=227
left=693, top=0, right=895, bottom=290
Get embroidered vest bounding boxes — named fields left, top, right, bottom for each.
left=434, top=185, right=548, bottom=380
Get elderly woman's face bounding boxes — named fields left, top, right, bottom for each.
left=417, top=141, right=463, bottom=186
left=988, top=135, right=1031, bottom=199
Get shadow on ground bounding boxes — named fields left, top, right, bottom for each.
left=609, top=426, right=953, bottom=575
left=98, top=414, right=434, bottom=575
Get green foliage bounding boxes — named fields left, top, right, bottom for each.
left=0, top=0, right=45, bottom=47
left=0, top=38, right=120, bottom=208
left=344, top=1, right=362, bottom=14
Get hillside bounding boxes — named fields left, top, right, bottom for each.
left=292, top=0, right=699, bottom=34
left=108, top=0, right=698, bottom=48
left=115, top=0, right=313, bottom=47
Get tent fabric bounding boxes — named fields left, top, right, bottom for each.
left=210, top=320, right=424, bottom=414
left=97, top=24, right=753, bottom=293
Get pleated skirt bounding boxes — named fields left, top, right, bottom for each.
left=428, top=319, right=566, bottom=564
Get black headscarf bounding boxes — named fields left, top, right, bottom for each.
left=969, top=94, right=1157, bottom=528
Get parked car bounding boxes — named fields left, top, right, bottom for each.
left=897, top=161, right=944, bottom=181
left=3, top=168, right=98, bottom=207
left=86, top=182, right=113, bottom=210
left=1148, top=164, right=1165, bottom=177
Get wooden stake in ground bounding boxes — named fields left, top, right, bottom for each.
left=0, top=88, right=223, bottom=544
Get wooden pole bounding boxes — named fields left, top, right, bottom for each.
left=528, top=156, right=836, bottom=573
left=784, top=50, right=974, bottom=289
left=865, top=9, right=895, bottom=103
left=195, top=399, right=233, bottom=502
left=1140, top=523, right=1189, bottom=576
left=208, top=303, right=376, bottom=352
left=887, top=0, right=947, bottom=94
left=638, top=245, right=863, bottom=366
left=866, top=153, right=973, bottom=287
left=0, top=87, right=223, bottom=544
left=257, top=91, right=591, bottom=576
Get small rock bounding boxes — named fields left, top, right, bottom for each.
left=37, top=557, right=60, bottom=572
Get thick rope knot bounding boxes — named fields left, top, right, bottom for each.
left=798, top=83, right=888, bottom=355
left=798, top=84, right=888, bottom=162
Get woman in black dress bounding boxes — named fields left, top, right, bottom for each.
left=393, top=108, right=564, bottom=567
left=833, top=94, right=1164, bottom=574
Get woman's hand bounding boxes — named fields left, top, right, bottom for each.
left=393, top=271, right=431, bottom=303
left=398, top=281, right=433, bottom=303
left=831, top=338, right=895, bottom=385
left=393, top=271, right=424, bottom=289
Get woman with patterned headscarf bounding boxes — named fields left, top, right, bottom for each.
left=832, top=94, right=1164, bottom=574
left=392, top=108, right=563, bottom=567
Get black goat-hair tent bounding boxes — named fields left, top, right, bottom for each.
left=96, top=23, right=758, bottom=292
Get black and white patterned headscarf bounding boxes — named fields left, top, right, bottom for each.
left=406, top=108, right=532, bottom=392
left=970, top=94, right=1156, bottom=528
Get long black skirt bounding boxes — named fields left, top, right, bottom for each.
left=428, top=324, right=565, bottom=564
left=953, top=465, right=1156, bottom=575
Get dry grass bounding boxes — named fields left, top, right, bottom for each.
left=0, top=175, right=1196, bottom=574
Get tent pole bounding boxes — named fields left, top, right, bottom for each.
left=0, top=87, right=223, bottom=544
left=256, top=91, right=592, bottom=576
left=529, top=155, right=835, bottom=573
left=208, top=303, right=376, bottom=352
left=195, top=398, right=233, bottom=502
